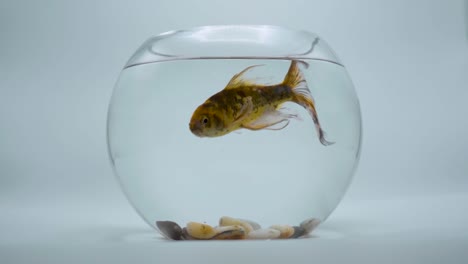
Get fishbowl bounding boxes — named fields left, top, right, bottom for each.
left=107, top=25, right=362, bottom=240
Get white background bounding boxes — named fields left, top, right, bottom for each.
left=1, top=0, right=467, bottom=263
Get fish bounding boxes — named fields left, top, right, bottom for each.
left=189, top=60, right=334, bottom=146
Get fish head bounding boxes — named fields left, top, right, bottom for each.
left=189, top=102, right=225, bottom=137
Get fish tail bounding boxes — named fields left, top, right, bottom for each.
left=283, top=60, right=334, bottom=146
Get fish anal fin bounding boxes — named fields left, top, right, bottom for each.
left=225, top=64, right=264, bottom=90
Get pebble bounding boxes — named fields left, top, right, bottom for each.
left=181, top=227, right=195, bottom=240
left=290, top=226, right=306, bottom=238
left=269, top=225, right=295, bottom=238
left=300, top=218, right=321, bottom=234
left=247, top=228, right=281, bottom=239
left=186, top=222, right=218, bottom=239
left=156, top=217, right=320, bottom=241
left=238, top=218, right=261, bottom=230
left=219, top=216, right=254, bottom=234
left=212, top=225, right=246, bottom=240
left=156, top=221, right=183, bottom=240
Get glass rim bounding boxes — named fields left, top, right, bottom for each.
left=124, top=25, right=343, bottom=69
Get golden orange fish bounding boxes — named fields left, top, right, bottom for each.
left=189, top=60, right=333, bottom=146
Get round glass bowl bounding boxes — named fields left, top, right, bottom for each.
left=107, top=25, right=362, bottom=240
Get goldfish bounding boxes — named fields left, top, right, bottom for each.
left=189, top=60, right=333, bottom=146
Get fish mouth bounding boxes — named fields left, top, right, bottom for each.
left=189, top=122, right=204, bottom=137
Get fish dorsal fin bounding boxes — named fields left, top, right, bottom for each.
left=224, top=64, right=264, bottom=90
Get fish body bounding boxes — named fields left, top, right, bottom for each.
left=194, top=84, right=292, bottom=135
left=189, top=60, right=333, bottom=145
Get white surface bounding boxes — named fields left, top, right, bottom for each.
left=1, top=0, right=468, bottom=263
left=1, top=193, right=467, bottom=263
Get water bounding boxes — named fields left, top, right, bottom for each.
left=107, top=58, right=361, bottom=229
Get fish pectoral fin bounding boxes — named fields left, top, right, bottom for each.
left=233, top=96, right=254, bottom=123
left=242, top=118, right=290, bottom=131
left=225, top=64, right=264, bottom=90
left=242, top=110, right=292, bottom=131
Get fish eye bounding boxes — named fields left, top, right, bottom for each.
left=202, top=117, right=208, bottom=124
